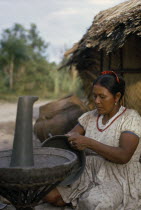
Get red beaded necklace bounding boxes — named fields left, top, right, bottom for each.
left=96, top=107, right=127, bottom=132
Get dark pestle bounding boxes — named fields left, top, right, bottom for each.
left=10, top=96, right=38, bottom=167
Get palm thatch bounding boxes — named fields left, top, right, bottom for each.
left=64, top=0, right=141, bottom=114
left=66, top=0, right=141, bottom=62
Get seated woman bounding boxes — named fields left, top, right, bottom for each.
left=43, top=71, right=141, bottom=210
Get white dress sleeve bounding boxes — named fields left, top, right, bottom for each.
left=78, top=110, right=96, bottom=130
left=121, top=109, right=141, bottom=138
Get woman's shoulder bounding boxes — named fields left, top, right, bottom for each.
left=78, top=109, right=98, bottom=129
left=81, top=109, right=98, bottom=117
left=78, top=109, right=98, bottom=121
left=124, top=108, right=141, bottom=119
left=121, top=108, right=141, bottom=137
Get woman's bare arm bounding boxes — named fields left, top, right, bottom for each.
left=67, top=123, right=85, bottom=135
left=67, top=132, right=139, bottom=164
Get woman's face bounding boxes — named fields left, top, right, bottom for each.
left=93, top=84, right=118, bottom=115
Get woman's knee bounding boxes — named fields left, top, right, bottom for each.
left=79, top=197, right=114, bottom=210
left=42, top=188, right=66, bottom=206
left=43, top=188, right=60, bottom=203
left=78, top=190, right=121, bottom=210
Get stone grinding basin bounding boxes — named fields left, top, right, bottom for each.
left=0, top=96, right=79, bottom=209
left=0, top=147, right=78, bottom=187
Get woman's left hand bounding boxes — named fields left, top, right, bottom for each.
left=66, top=132, right=87, bottom=150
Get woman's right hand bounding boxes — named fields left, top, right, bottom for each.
left=66, top=132, right=88, bottom=151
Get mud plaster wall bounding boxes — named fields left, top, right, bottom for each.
left=101, top=35, right=141, bottom=114
left=122, top=36, right=141, bottom=114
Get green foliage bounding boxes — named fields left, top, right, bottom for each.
left=28, top=23, right=48, bottom=57
left=0, top=23, right=83, bottom=101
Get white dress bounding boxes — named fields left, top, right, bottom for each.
left=58, top=107, right=141, bottom=210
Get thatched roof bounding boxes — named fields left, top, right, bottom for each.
left=65, top=0, right=141, bottom=59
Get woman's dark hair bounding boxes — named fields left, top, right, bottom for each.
left=93, top=73, right=125, bottom=100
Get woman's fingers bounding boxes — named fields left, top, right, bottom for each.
left=65, top=133, right=71, bottom=137
left=69, top=141, right=73, bottom=146
left=69, top=140, right=77, bottom=149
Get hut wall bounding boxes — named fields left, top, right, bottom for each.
left=124, top=73, right=141, bottom=114
left=102, top=51, right=110, bottom=70
left=102, top=35, right=141, bottom=114
left=122, top=36, right=141, bottom=115
left=123, top=35, right=141, bottom=69
left=102, top=50, right=121, bottom=71
left=102, top=35, right=141, bottom=71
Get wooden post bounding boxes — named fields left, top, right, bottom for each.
left=108, top=53, right=111, bottom=70
left=100, top=50, right=103, bottom=72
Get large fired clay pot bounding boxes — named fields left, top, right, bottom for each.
left=34, top=95, right=88, bottom=142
